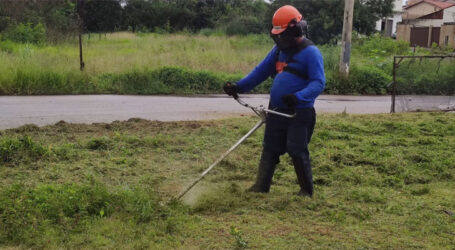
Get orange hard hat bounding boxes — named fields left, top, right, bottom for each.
left=271, top=5, right=303, bottom=35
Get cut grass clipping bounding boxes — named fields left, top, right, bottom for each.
left=0, top=113, right=454, bottom=248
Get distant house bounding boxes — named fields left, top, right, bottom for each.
left=397, top=0, right=455, bottom=48
left=376, top=0, right=404, bottom=38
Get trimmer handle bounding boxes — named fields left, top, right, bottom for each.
left=233, top=95, right=296, bottom=119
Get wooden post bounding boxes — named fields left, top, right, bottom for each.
left=79, top=33, right=85, bottom=71
left=391, top=56, right=397, bottom=113
left=76, top=0, right=85, bottom=71
left=339, top=0, right=355, bottom=77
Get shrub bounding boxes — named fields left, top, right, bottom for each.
left=3, top=23, right=46, bottom=45
left=326, top=65, right=391, bottom=95
left=350, top=65, right=392, bottom=94
left=356, top=33, right=409, bottom=56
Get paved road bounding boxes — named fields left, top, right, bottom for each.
left=0, top=95, right=392, bottom=130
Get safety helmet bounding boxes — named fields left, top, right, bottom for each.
left=271, top=5, right=303, bottom=35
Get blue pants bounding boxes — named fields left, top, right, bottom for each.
left=260, top=107, right=316, bottom=194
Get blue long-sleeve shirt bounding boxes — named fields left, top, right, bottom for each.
left=236, top=44, right=325, bottom=109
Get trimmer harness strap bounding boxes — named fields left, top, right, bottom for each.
left=273, top=38, right=314, bottom=80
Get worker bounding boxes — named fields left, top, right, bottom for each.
left=223, top=5, right=325, bottom=197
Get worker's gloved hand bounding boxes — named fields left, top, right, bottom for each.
left=281, top=94, right=298, bottom=111
left=223, top=82, right=240, bottom=99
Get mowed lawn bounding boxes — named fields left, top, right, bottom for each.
left=0, top=112, right=454, bottom=249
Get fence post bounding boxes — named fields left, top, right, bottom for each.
left=391, top=56, right=397, bottom=113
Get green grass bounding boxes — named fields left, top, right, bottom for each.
left=1, top=113, right=454, bottom=248
left=1, top=32, right=454, bottom=95
left=0, top=33, right=274, bottom=95
left=0, top=32, right=272, bottom=76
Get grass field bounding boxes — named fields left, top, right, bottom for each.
left=1, top=112, right=454, bottom=249
left=2, top=32, right=454, bottom=95
left=0, top=33, right=277, bottom=95
left=0, top=32, right=398, bottom=95
left=0, top=32, right=272, bottom=76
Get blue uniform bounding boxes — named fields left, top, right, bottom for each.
left=236, top=41, right=325, bottom=196
left=236, top=45, right=325, bottom=109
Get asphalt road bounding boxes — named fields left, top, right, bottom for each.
left=0, top=94, right=392, bottom=130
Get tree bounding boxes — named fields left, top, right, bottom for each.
left=0, top=0, right=78, bottom=41
left=268, top=0, right=393, bottom=44
left=82, top=0, right=123, bottom=33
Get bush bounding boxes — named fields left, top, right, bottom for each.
left=326, top=65, right=391, bottom=95
left=356, top=33, right=409, bottom=56
left=3, top=23, right=46, bottom=44
left=350, top=65, right=392, bottom=94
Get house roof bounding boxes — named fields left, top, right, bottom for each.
left=405, top=0, right=455, bottom=9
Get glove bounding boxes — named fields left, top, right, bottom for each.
left=223, top=82, right=240, bottom=98
left=281, top=94, right=298, bottom=110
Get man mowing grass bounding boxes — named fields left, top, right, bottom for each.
left=223, top=5, right=325, bottom=197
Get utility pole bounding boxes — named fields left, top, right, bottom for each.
left=339, top=0, right=355, bottom=77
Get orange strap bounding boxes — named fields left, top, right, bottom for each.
left=276, top=61, right=287, bottom=74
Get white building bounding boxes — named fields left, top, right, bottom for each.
left=376, top=0, right=404, bottom=37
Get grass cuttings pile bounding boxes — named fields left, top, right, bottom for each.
left=0, top=113, right=454, bottom=249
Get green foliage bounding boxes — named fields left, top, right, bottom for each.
left=86, top=137, right=113, bottom=151
left=3, top=69, right=94, bottom=95
left=0, top=113, right=454, bottom=248
left=0, top=33, right=453, bottom=96
left=99, top=67, right=241, bottom=95
left=0, top=40, right=17, bottom=53
left=230, top=226, right=248, bottom=249
left=0, top=182, right=177, bottom=247
left=225, top=16, right=264, bottom=36
left=355, top=34, right=410, bottom=57
left=0, top=136, right=48, bottom=165
left=326, top=65, right=391, bottom=94
left=350, top=64, right=392, bottom=94
left=199, top=28, right=225, bottom=37
left=269, top=0, right=393, bottom=44
left=396, top=59, right=455, bottom=95
left=0, top=0, right=394, bottom=43
left=2, top=23, right=46, bottom=44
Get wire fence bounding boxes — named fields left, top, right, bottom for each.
left=391, top=55, right=455, bottom=112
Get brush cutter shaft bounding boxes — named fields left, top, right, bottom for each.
left=234, top=97, right=295, bottom=118
left=176, top=119, right=265, bottom=200
left=176, top=95, right=295, bottom=200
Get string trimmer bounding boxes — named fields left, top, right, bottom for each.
left=176, top=94, right=295, bottom=200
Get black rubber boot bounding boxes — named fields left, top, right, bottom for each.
left=291, top=154, right=313, bottom=197
left=247, top=151, right=279, bottom=193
